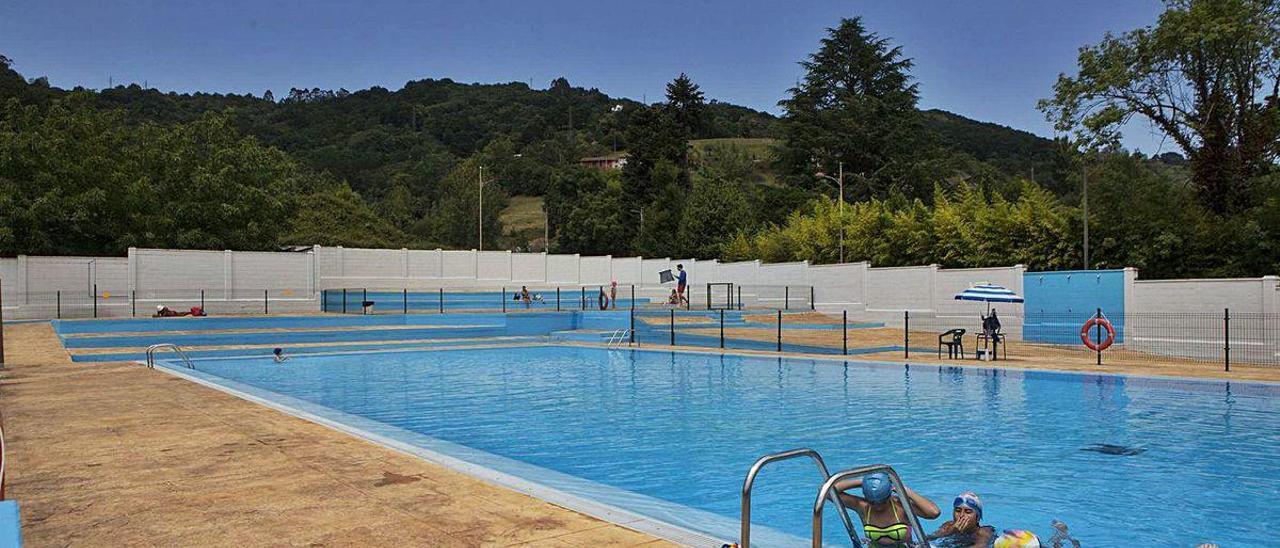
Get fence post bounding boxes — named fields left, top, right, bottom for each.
left=265, top=289, right=269, bottom=315
left=785, top=286, right=790, bottom=310
left=502, top=287, right=507, bottom=313
left=706, top=284, right=711, bottom=311
left=93, top=284, right=98, bottom=318
left=1224, top=308, right=1230, bottom=372
left=403, top=288, right=408, bottom=314
left=581, top=287, right=586, bottom=311
left=362, top=288, right=367, bottom=315
left=630, top=308, right=635, bottom=345
left=810, top=287, right=815, bottom=311
left=904, top=310, right=910, bottom=359
left=843, top=310, right=848, bottom=355
left=132, top=290, right=136, bottom=317
left=720, top=308, right=725, bottom=349
left=1095, top=307, right=1103, bottom=366
left=737, top=285, right=742, bottom=310
left=201, top=289, right=205, bottom=311
left=342, top=288, right=348, bottom=314
left=322, top=289, right=327, bottom=313
left=776, top=309, right=782, bottom=352
left=669, top=308, right=675, bottom=346
left=630, top=284, right=635, bottom=311
left=439, top=288, right=444, bottom=314
left=556, top=287, right=561, bottom=311
left=57, top=290, right=61, bottom=319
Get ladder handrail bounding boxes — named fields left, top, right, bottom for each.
left=813, top=465, right=929, bottom=548
left=145, top=343, right=195, bottom=369
left=740, top=448, right=860, bottom=548
left=605, top=328, right=631, bottom=348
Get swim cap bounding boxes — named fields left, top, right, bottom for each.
left=156, top=305, right=165, bottom=311
left=953, top=491, right=983, bottom=520
left=861, top=472, right=892, bottom=503
left=994, top=530, right=1041, bottom=548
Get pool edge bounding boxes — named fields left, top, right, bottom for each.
left=148, top=360, right=737, bottom=548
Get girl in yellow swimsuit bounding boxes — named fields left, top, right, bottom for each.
left=835, top=472, right=941, bottom=546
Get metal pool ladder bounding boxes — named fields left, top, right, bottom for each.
left=605, top=329, right=631, bottom=348
left=145, top=343, right=195, bottom=369
left=811, top=464, right=930, bottom=548
left=741, top=448, right=861, bottom=548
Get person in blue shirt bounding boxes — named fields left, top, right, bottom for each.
left=675, top=264, right=688, bottom=307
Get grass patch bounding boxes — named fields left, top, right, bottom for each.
left=500, top=195, right=547, bottom=251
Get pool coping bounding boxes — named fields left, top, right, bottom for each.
left=148, top=354, right=796, bottom=548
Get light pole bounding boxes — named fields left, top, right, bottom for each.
left=478, top=165, right=485, bottom=251
left=815, top=162, right=845, bottom=263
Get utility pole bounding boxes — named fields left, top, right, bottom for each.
left=1082, top=162, right=1090, bottom=270
left=838, top=162, right=844, bottom=264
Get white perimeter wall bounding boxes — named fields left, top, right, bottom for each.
left=2, top=245, right=1275, bottom=321
left=1131, top=277, right=1279, bottom=315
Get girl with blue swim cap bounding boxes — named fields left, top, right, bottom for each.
left=928, top=491, right=996, bottom=547
left=834, top=471, right=940, bottom=546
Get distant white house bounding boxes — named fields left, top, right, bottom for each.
left=578, top=152, right=629, bottom=171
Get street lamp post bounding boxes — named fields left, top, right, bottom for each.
left=815, top=162, right=845, bottom=264
left=478, top=165, right=486, bottom=251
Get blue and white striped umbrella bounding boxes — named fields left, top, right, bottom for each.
left=954, top=283, right=1024, bottom=303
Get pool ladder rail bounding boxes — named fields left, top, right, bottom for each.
left=145, top=343, right=195, bottom=369
left=605, top=328, right=631, bottom=349
left=737, top=448, right=930, bottom=548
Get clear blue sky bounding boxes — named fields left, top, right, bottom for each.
left=1, top=0, right=1171, bottom=152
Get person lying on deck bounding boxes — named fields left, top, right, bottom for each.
left=154, top=305, right=206, bottom=317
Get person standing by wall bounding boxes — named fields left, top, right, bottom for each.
left=675, top=264, right=688, bottom=308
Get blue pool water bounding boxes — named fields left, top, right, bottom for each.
left=175, top=346, right=1278, bottom=546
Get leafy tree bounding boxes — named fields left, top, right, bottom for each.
left=283, top=182, right=417, bottom=248
left=778, top=17, right=925, bottom=199
left=630, top=161, right=685, bottom=257
left=0, top=95, right=303, bottom=254
left=1041, top=0, right=1280, bottom=213
left=556, top=186, right=628, bottom=255
left=676, top=174, right=752, bottom=258
left=413, top=157, right=508, bottom=249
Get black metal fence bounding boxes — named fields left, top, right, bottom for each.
left=3, top=286, right=315, bottom=319
left=320, top=284, right=815, bottom=315
left=623, top=307, right=1277, bottom=370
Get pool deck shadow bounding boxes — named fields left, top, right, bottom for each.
left=0, top=322, right=673, bottom=547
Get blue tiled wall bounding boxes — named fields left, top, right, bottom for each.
left=1022, top=270, right=1126, bottom=344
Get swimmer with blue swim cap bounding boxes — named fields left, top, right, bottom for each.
left=835, top=471, right=940, bottom=546
left=928, top=491, right=996, bottom=547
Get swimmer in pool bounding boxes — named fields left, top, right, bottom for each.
left=928, top=491, right=995, bottom=547
left=836, top=472, right=940, bottom=546
left=273, top=347, right=289, bottom=363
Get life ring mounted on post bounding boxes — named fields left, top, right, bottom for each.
left=1080, top=315, right=1116, bottom=351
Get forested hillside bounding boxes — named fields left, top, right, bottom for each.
left=2, top=0, right=1276, bottom=278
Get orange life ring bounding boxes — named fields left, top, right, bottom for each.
left=1080, top=317, right=1116, bottom=351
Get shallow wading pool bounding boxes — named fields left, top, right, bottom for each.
left=163, top=346, right=1280, bottom=546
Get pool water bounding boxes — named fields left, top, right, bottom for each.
left=182, top=346, right=1280, bottom=546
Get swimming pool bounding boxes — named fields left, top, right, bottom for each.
left=164, top=346, right=1280, bottom=546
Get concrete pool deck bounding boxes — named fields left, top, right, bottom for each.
left=0, top=322, right=672, bottom=547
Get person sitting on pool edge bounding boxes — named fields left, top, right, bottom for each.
left=836, top=471, right=940, bottom=546
left=927, top=491, right=995, bottom=547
